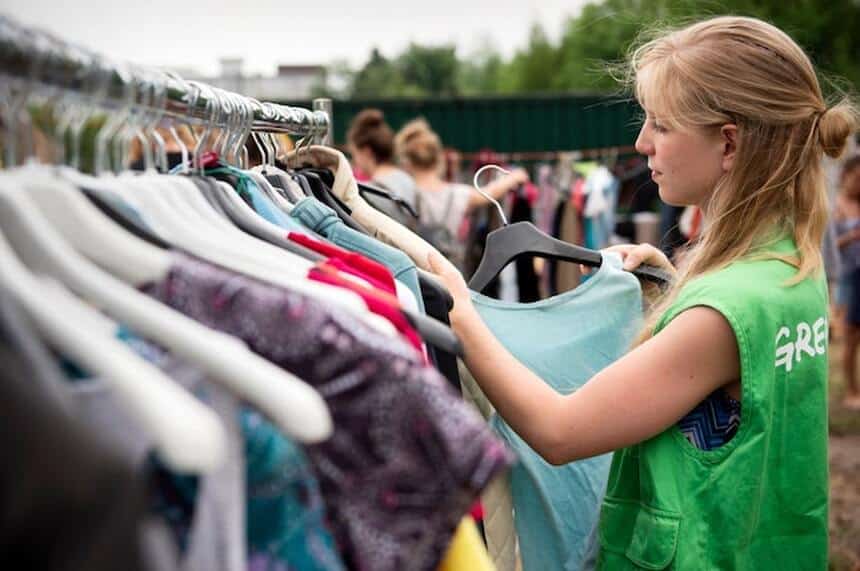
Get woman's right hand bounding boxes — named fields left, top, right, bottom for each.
left=426, top=251, right=478, bottom=331
left=602, top=243, right=677, bottom=276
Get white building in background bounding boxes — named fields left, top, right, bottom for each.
left=175, top=58, right=326, bottom=101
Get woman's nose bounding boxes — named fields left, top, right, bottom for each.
left=634, top=125, right=653, bottom=156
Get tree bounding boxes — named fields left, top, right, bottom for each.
left=457, top=37, right=505, bottom=95
left=501, top=23, right=561, bottom=94
left=342, top=0, right=859, bottom=98
left=397, top=44, right=460, bottom=96
left=351, top=48, right=410, bottom=98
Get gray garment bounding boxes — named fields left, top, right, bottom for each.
left=415, top=184, right=472, bottom=269
left=69, top=336, right=245, bottom=571
left=0, top=293, right=167, bottom=571
left=0, top=289, right=71, bottom=406
left=366, top=168, right=418, bottom=230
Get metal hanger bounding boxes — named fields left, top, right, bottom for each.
left=467, top=165, right=673, bottom=293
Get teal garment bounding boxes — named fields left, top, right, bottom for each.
left=470, top=253, right=642, bottom=571
left=290, top=196, right=425, bottom=313
left=116, top=325, right=344, bottom=571
left=243, top=410, right=346, bottom=571
left=203, top=166, right=307, bottom=233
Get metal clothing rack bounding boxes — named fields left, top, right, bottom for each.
left=0, top=15, right=332, bottom=141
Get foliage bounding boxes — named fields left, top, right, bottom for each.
left=340, top=0, right=859, bottom=97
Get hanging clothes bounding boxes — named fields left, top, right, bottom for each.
left=141, top=254, right=514, bottom=571
left=467, top=254, right=643, bottom=571
left=0, top=294, right=162, bottom=571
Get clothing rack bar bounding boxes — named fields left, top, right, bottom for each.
left=460, top=146, right=637, bottom=163
left=0, top=15, right=330, bottom=138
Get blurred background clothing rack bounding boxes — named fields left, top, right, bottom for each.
left=0, top=15, right=333, bottom=141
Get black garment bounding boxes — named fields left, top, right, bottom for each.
left=298, top=169, right=370, bottom=234
left=130, top=151, right=186, bottom=173
left=418, top=272, right=461, bottom=391
left=0, top=295, right=151, bottom=571
left=547, top=199, right=567, bottom=296
left=509, top=193, right=541, bottom=303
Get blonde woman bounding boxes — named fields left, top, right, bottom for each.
left=428, top=16, right=858, bottom=569
left=396, top=118, right=528, bottom=269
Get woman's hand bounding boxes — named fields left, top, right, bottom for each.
left=509, top=167, right=530, bottom=186
left=427, top=251, right=478, bottom=330
left=603, top=243, right=677, bottom=276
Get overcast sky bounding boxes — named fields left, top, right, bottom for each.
left=4, top=0, right=592, bottom=77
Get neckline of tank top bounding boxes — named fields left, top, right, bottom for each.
left=469, top=252, right=632, bottom=310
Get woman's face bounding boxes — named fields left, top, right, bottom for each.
left=635, top=112, right=729, bottom=208
left=349, top=144, right=375, bottom=175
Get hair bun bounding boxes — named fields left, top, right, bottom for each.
left=819, top=101, right=859, bottom=159
left=358, top=109, right=386, bottom=129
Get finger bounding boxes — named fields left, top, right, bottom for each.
left=603, top=244, right=636, bottom=258
left=623, top=249, right=645, bottom=271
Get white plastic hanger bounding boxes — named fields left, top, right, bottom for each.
left=0, top=175, right=333, bottom=444
left=0, top=212, right=226, bottom=473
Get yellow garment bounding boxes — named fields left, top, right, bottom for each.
left=438, top=517, right=495, bottom=571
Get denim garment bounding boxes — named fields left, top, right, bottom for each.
left=290, top=197, right=425, bottom=313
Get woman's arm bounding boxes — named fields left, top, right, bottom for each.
left=428, top=252, right=739, bottom=465
left=466, top=168, right=530, bottom=211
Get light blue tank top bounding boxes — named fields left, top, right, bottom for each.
left=470, top=253, right=642, bottom=571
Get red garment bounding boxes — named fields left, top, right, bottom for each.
left=288, top=232, right=397, bottom=295
left=523, top=182, right=540, bottom=206
left=469, top=501, right=484, bottom=522
left=308, top=263, right=424, bottom=355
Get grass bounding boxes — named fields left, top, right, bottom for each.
left=827, top=331, right=860, bottom=571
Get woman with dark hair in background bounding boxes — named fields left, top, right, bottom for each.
left=347, top=109, right=419, bottom=229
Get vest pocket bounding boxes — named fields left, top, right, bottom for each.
left=599, top=498, right=681, bottom=569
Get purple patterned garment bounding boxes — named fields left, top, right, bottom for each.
left=142, top=254, right=514, bottom=571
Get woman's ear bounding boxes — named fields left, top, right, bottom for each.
left=720, top=124, right=738, bottom=173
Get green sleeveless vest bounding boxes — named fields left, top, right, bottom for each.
left=597, top=239, right=829, bottom=570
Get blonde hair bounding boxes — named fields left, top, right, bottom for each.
left=395, top=118, right=443, bottom=172
left=629, top=16, right=858, bottom=343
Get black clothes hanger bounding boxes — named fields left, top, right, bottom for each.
left=402, top=308, right=463, bottom=358
left=467, top=165, right=672, bottom=294
left=468, top=221, right=673, bottom=293
left=357, top=182, right=419, bottom=220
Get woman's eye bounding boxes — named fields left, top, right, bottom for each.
left=652, top=121, right=667, bottom=133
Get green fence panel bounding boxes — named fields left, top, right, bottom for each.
left=283, top=94, right=642, bottom=154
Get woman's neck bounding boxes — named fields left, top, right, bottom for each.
left=372, top=163, right=398, bottom=178
left=412, top=170, right=446, bottom=191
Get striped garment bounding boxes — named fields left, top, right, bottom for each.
left=678, top=389, right=742, bottom=450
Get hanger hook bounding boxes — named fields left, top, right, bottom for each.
left=234, top=95, right=254, bottom=168
left=148, top=71, right=169, bottom=172
left=473, top=164, right=510, bottom=226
